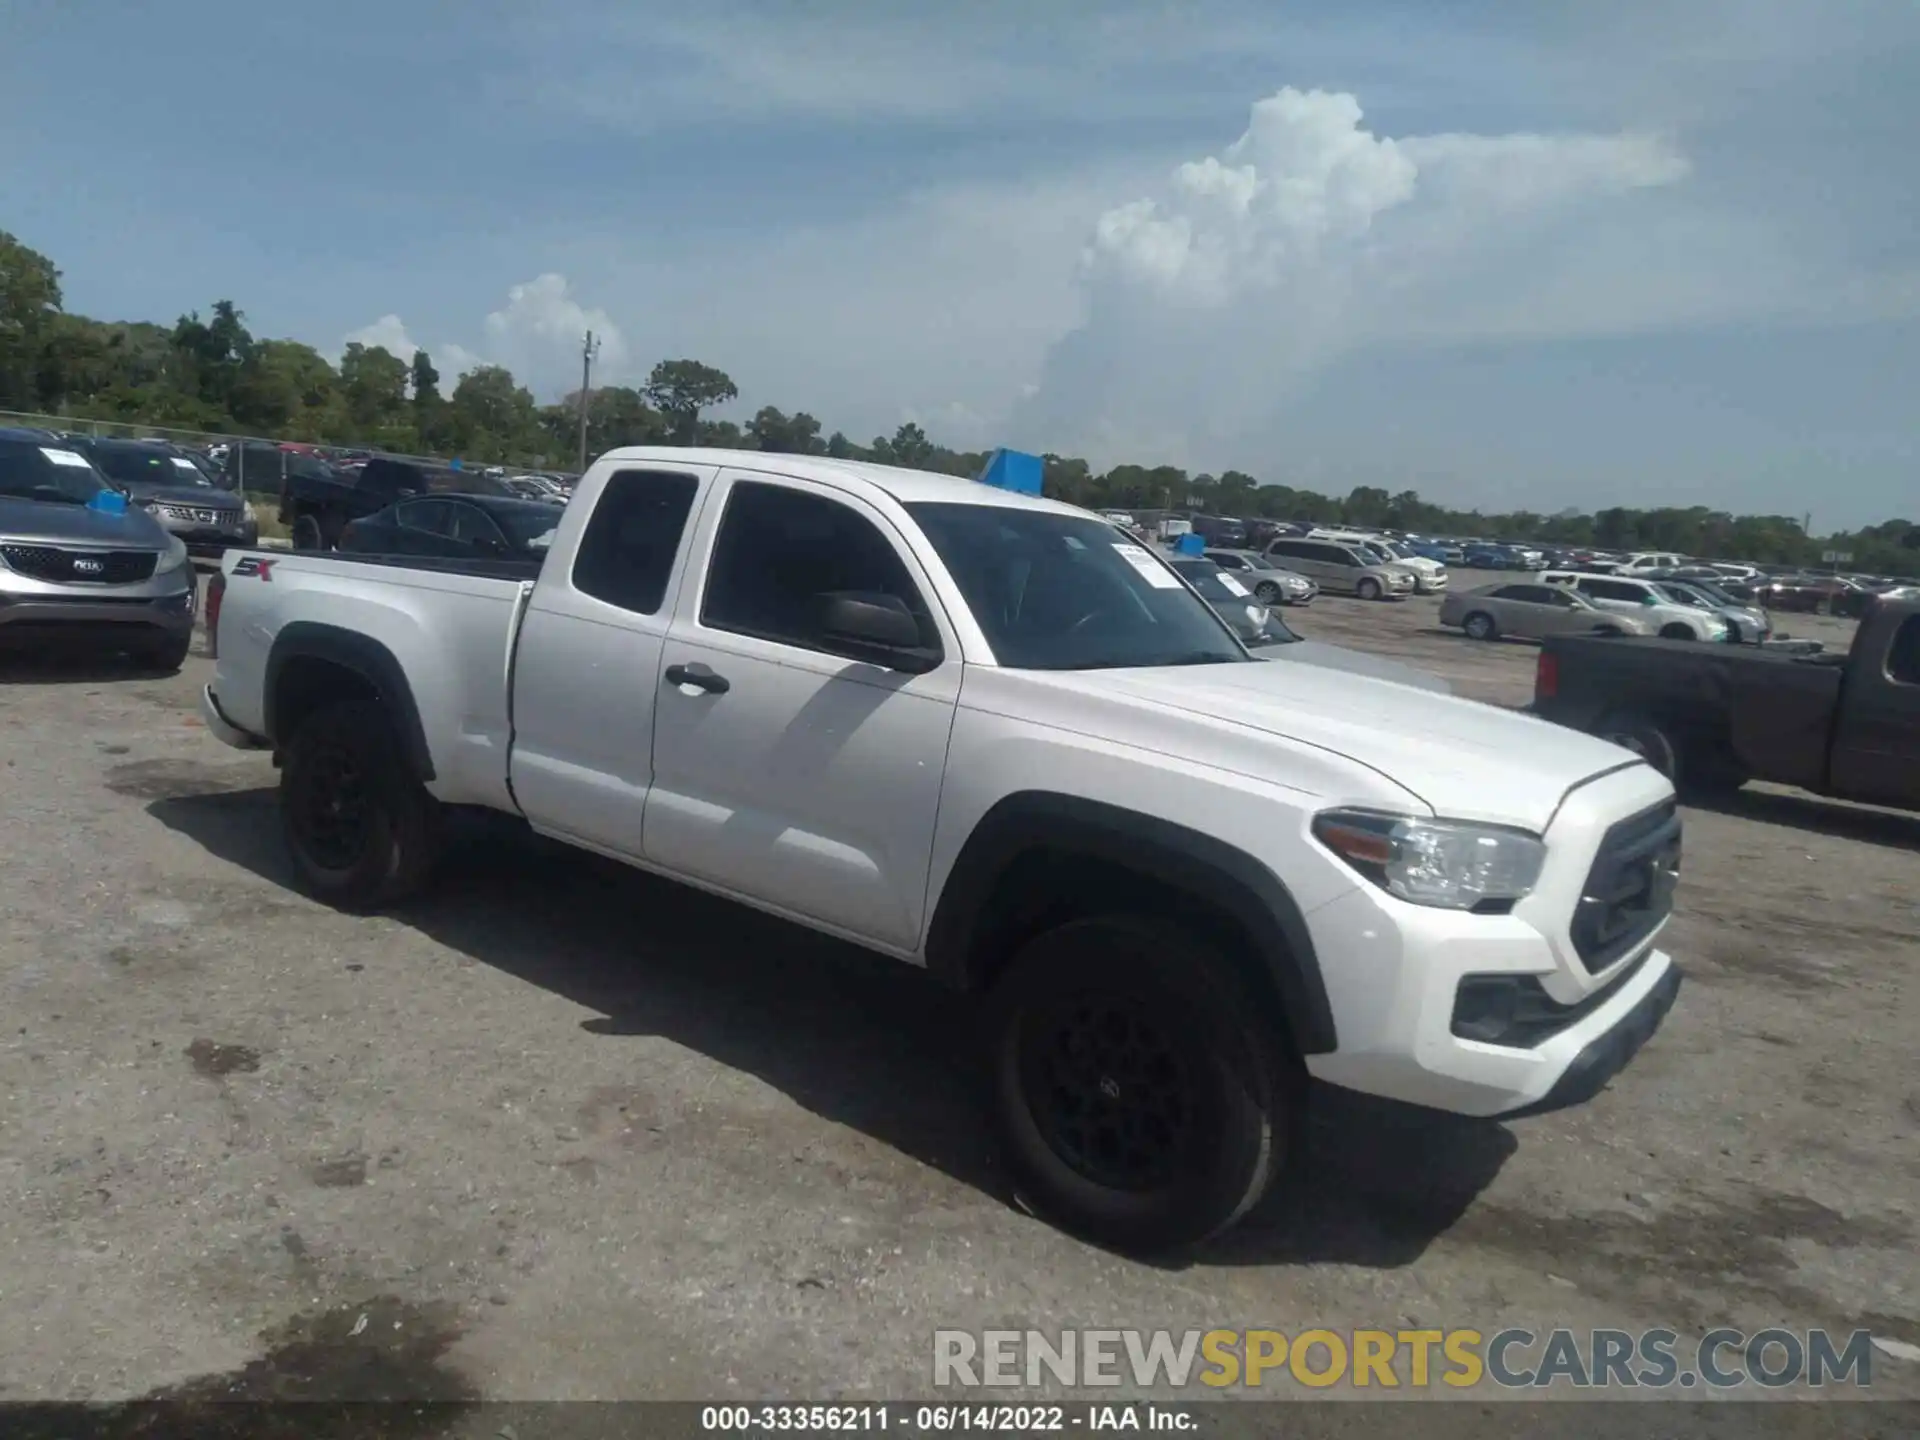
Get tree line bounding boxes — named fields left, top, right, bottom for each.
left=2, top=229, right=1913, bottom=575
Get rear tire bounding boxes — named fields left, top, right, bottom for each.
left=279, top=699, right=444, bottom=912
left=984, top=915, right=1303, bottom=1253
left=1462, top=611, right=1497, bottom=641
left=1355, top=577, right=1383, bottom=601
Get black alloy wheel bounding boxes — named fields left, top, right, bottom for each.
left=287, top=734, right=371, bottom=872
left=1018, top=991, right=1200, bottom=1194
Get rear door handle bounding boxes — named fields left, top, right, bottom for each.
left=664, top=662, right=730, bottom=695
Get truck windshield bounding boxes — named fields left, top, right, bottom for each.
left=905, top=502, right=1249, bottom=670
left=0, top=439, right=110, bottom=505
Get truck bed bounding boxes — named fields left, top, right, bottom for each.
left=209, top=547, right=537, bottom=814
left=1536, top=634, right=1848, bottom=793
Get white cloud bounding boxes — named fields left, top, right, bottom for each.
left=432, top=343, right=489, bottom=384
left=341, top=313, right=421, bottom=360
left=556, top=159, right=1155, bottom=446
left=480, top=273, right=629, bottom=390
left=340, top=274, right=628, bottom=398
left=1014, top=87, right=1699, bottom=463
left=510, top=1, right=1290, bottom=130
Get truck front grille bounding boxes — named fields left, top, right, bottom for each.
left=163, top=505, right=231, bottom=526
left=0, top=545, right=159, bottom=584
left=1571, top=801, right=1681, bottom=973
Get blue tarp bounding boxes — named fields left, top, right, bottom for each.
left=976, top=448, right=1043, bottom=495
left=1175, top=533, right=1205, bottom=555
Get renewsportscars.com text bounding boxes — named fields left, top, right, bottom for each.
left=933, top=1327, right=1878, bottom=1391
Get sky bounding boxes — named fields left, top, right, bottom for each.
left=2, top=0, right=1916, bottom=527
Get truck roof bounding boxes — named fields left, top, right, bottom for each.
left=595, top=446, right=1093, bottom=519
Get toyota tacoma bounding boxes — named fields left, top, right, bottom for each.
left=199, top=447, right=1684, bottom=1250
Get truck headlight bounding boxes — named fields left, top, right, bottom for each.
left=154, top=535, right=190, bottom=575
left=1313, top=809, right=1548, bottom=910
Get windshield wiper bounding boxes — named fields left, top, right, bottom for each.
left=2, top=489, right=88, bottom=506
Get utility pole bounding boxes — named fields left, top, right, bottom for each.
left=576, top=330, right=600, bottom=475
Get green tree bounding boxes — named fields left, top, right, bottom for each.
left=339, top=342, right=412, bottom=435
left=875, top=422, right=935, bottom=469
left=0, top=230, right=64, bottom=409
left=447, top=364, right=537, bottom=458
left=230, top=339, right=337, bottom=436
left=747, top=405, right=825, bottom=454
left=169, top=300, right=254, bottom=416
left=644, top=359, right=738, bottom=444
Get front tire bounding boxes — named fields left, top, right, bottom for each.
left=1462, top=611, right=1497, bottom=641
left=1598, top=712, right=1680, bottom=782
left=1355, top=577, right=1383, bottom=601
left=1253, top=581, right=1282, bottom=605
left=291, top=513, right=325, bottom=551
left=985, top=916, right=1302, bottom=1253
left=1658, top=623, right=1696, bottom=641
left=280, top=699, right=443, bottom=912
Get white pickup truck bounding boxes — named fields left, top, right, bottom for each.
left=200, top=446, right=1683, bottom=1251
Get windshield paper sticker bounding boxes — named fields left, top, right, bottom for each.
left=1216, top=573, right=1250, bottom=597
left=1112, top=543, right=1182, bottom=589
left=41, top=448, right=92, bottom=468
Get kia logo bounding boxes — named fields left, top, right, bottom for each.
left=73, top=558, right=104, bottom=575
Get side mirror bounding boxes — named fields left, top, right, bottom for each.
left=818, top=591, right=940, bottom=673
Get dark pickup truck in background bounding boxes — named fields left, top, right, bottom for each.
left=278, top=455, right=509, bottom=550
left=1533, top=597, right=1920, bottom=811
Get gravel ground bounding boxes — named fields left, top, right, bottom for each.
left=0, top=582, right=1914, bottom=1427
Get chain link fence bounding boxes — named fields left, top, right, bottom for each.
left=0, top=409, right=575, bottom=504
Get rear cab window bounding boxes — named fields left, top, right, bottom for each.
left=1887, top=615, right=1920, bottom=685
left=571, top=469, right=701, bottom=615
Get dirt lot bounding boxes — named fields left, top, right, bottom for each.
left=0, top=585, right=1915, bottom=1426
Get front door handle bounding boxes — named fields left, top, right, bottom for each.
left=665, top=662, right=730, bottom=695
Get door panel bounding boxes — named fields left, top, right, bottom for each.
left=644, top=472, right=961, bottom=951
left=507, top=466, right=714, bottom=857
left=1829, top=615, right=1920, bottom=805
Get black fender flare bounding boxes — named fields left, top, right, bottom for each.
left=263, top=621, right=436, bottom=783
left=923, top=791, right=1337, bottom=1056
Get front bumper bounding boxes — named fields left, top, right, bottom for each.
left=1500, top=960, right=1682, bottom=1118
left=0, top=568, right=196, bottom=648
left=1301, top=763, right=1683, bottom=1118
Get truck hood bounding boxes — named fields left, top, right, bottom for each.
left=0, top=495, right=172, bottom=547
left=1040, top=660, right=1643, bottom=831
left=1260, top=639, right=1451, bottom=694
